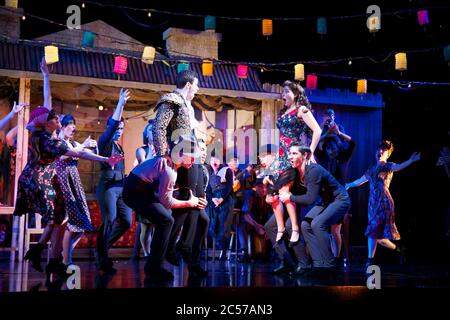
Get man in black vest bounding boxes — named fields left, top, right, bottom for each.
left=95, top=88, right=132, bottom=274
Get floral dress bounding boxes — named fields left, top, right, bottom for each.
left=54, top=140, right=94, bottom=233
left=14, top=130, right=68, bottom=226
left=364, top=161, right=400, bottom=240
left=277, top=107, right=312, bottom=172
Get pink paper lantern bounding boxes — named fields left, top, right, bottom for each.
left=114, top=56, right=128, bottom=74
left=306, top=75, right=318, bottom=90
left=237, top=65, right=248, bottom=79
left=417, top=10, right=429, bottom=26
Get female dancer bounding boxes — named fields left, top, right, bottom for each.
left=346, top=140, right=420, bottom=266
left=266, top=81, right=321, bottom=247
left=55, top=114, right=98, bottom=270
left=133, top=120, right=156, bottom=257
left=14, top=58, right=123, bottom=275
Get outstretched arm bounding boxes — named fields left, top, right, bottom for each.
left=391, top=152, right=421, bottom=172
left=41, top=58, right=52, bottom=111
left=346, top=175, right=368, bottom=189
left=0, top=102, right=27, bottom=131
left=299, top=106, right=322, bottom=153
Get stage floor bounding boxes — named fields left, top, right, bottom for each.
left=1, top=258, right=450, bottom=292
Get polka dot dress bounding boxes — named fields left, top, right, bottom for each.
left=54, top=141, right=94, bottom=233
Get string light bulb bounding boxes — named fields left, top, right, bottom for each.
left=98, top=105, right=104, bottom=111
left=81, top=3, right=85, bottom=9
left=148, top=11, right=152, bottom=18
left=21, top=15, right=26, bottom=20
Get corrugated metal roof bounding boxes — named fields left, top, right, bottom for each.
left=0, top=41, right=264, bottom=92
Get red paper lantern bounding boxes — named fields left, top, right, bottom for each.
left=237, top=65, right=248, bottom=79
left=114, top=56, right=128, bottom=74
left=417, top=10, right=429, bottom=26
left=306, top=75, right=318, bottom=90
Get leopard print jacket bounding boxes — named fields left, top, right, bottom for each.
left=152, top=92, right=192, bottom=157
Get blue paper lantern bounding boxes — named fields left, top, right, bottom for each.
left=82, top=31, right=95, bottom=48
left=205, top=16, right=216, bottom=30
left=317, top=17, right=327, bottom=35
left=177, top=62, right=189, bottom=73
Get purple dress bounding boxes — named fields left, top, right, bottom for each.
left=54, top=141, right=94, bottom=233
left=14, top=130, right=68, bottom=226
left=364, top=161, right=400, bottom=240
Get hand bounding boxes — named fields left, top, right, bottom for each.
left=82, top=136, right=97, bottom=148
left=40, top=57, right=49, bottom=76
left=410, top=152, right=421, bottom=163
left=118, top=88, right=131, bottom=107
left=12, top=101, right=28, bottom=114
left=309, top=155, right=317, bottom=164
left=279, top=191, right=292, bottom=203
left=345, top=183, right=350, bottom=190
left=188, top=190, right=200, bottom=208
left=212, top=197, right=223, bottom=207
left=107, top=154, right=123, bottom=168
left=197, top=196, right=207, bottom=210
left=263, top=176, right=274, bottom=186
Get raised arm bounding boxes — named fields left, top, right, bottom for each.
left=112, top=88, right=130, bottom=121
left=0, top=102, right=27, bottom=131
left=391, top=152, right=421, bottom=172
left=6, top=125, right=18, bottom=147
left=40, top=58, right=52, bottom=111
left=298, top=106, right=322, bottom=153
left=345, top=175, right=368, bottom=189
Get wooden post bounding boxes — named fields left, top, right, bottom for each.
left=11, top=78, right=30, bottom=262
left=260, top=99, right=279, bottom=149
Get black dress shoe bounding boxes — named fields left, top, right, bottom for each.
left=24, top=243, right=44, bottom=272
left=288, top=230, right=300, bottom=247
left=273, top=230, right=288, bottom=248
left=291, top=265, right=312, bottom=276
left=98, top=264, right=117, bottom=275
left=145, top=267, right=174, bottom=281
left=272, top=263, right=293, bottom=274
left=188, top=264, right=208, bottom=277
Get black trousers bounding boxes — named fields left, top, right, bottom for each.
left=123, top=173, right=174, bottom=270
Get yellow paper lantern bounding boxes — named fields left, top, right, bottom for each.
left=262, top=19, right=273, bottom=36
left=395, top=52, right=407, bottom=71
left=44, top=45, right=59, bottom=64
left=142, top=46, right=156, bottom=64
left=202, top=60, right=213, bottom=76
left=357, top=79, right=367, bottom=95
left=368, top=16, right=380, bottom=33
left=294, top=64, right=305, bottom=81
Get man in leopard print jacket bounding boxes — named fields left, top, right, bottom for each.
left=152, top=70, right=199, bottom=157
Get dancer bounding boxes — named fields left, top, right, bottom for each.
left=55, top=114, right=97, bottom=270
left=15, top=58, right=122, bottom=275
left=279, top=144, right=351, bottom=275
left=95, top=88, right=132, bottom=275
left=0, top=101, right=27, bottom=130
left=346, top=140, right=420, bottom=266
left=122, top=135, right=207, bottom=281
left=132, top=120, right=156, bottom=259
left=266, top=81, right=321, bottom=248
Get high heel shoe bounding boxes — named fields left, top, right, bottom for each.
left=273, top=230, right=288, bottom=248
left=288, top=229, right=300, bottom=247
left=24, top=243, right=44, bottom=272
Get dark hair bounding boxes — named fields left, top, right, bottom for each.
left=378, top=140, right=394, bottom=157
left=176, top=70, right=198, bottom=89
left=61, top=114, right=76, bottom=127
left=281, top=80, right=312, bottom=115
left=46, top=109, right=58, bottom=121
left=325, top=108, right=335, bottom=116
left=290, top=144, right=312, bottom=159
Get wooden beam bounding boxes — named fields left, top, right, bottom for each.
left=0, top=69, right=281, bottom=101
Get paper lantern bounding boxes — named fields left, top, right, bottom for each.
left=417, top=10, right=429, bottom=26
left=395, top=52, right=407, bottom=71
left=44, top=45, right=59, bottom=64
left=262, top=19, right=273, bottom=36
left=306, top=75, right=317, bottom=90
left=444, top=45, right=450, bottom=63
left=81, top=31, right=95, bottom=48
left=357, top=79, right=367, bottom=95
left=202, top=60, right=213, bottom=76
left=177, top=62, right=189, bottom=73
left=142, top=46, right=156, bottom=64
left=205, top=16, right=216, bottom=30
left=294, top=64, right=304, bottom=81
left=368, top=16, right=380, bottom=33
left=113, top=56, right=128, bottom=74
left=317, top=17, right=327, bottom=35
left=237, top=65, right=248, bottom=79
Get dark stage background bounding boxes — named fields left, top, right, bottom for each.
left=12, top=0, right=450, bottom=263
